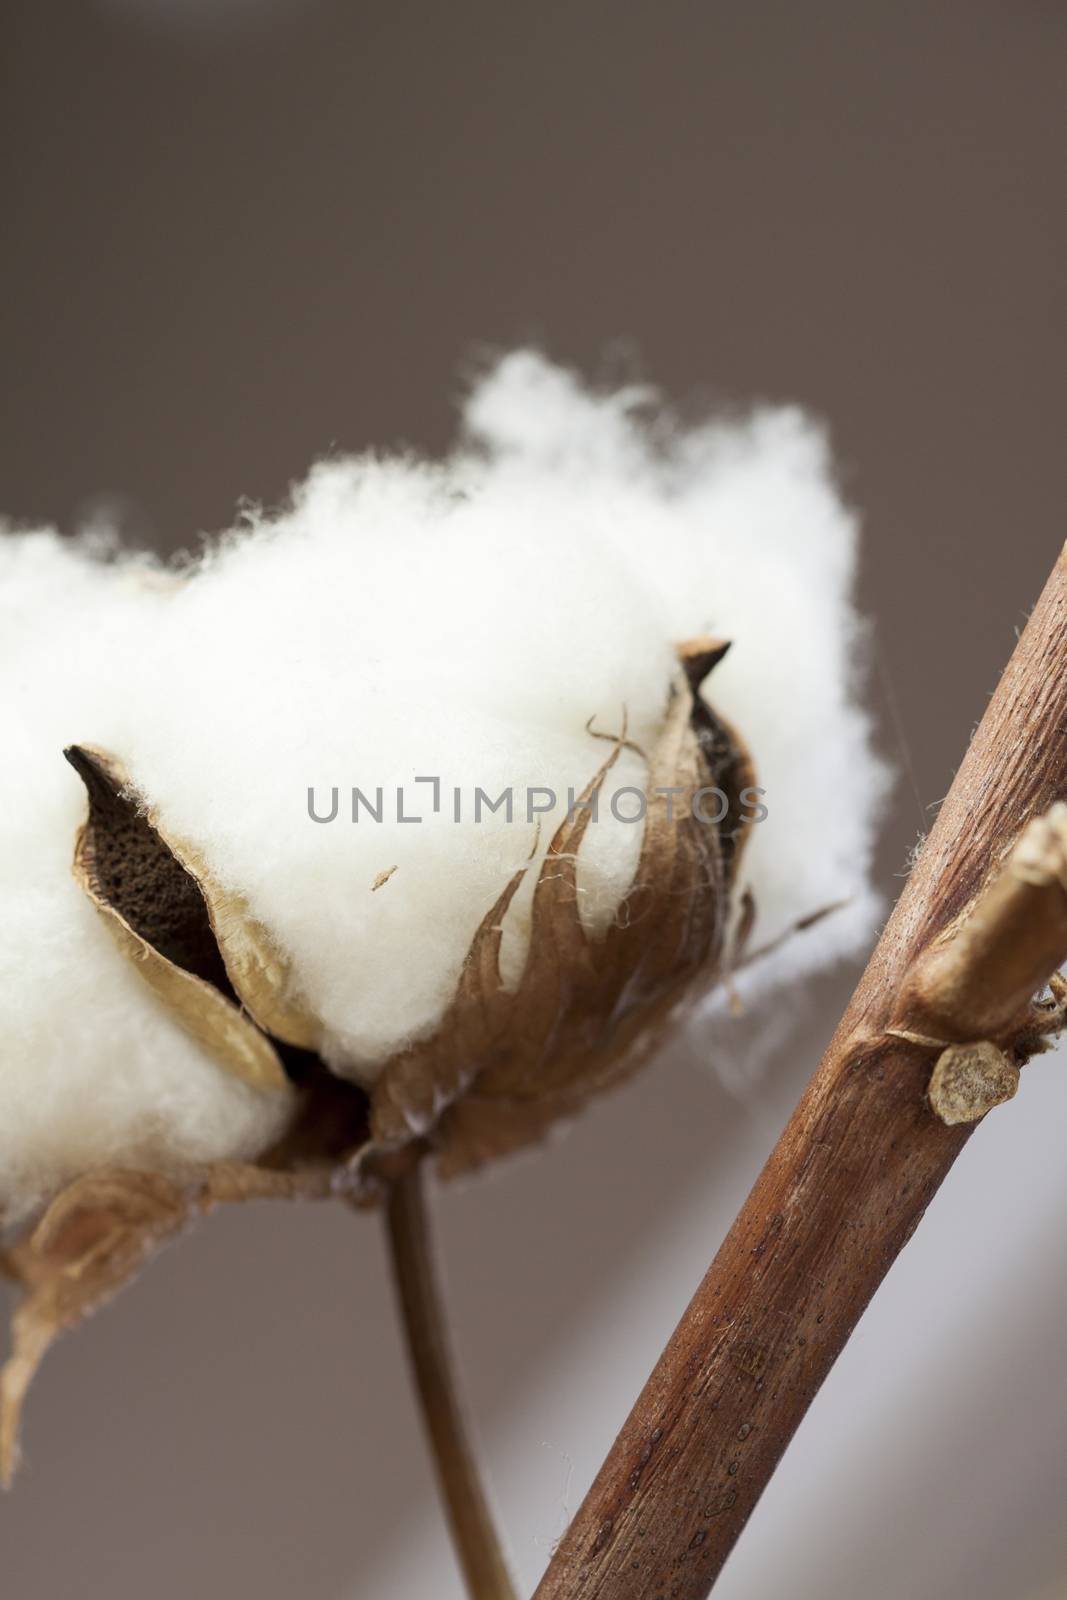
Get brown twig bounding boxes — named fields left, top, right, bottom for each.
left=894, top=802, right=1067, bottom=1044
left=533, top=543, right=1067, bottom=1600
left=384, top=1164, right=517, bottom=1600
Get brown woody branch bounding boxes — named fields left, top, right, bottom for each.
left=533, top=544, right=1067, bottom=1600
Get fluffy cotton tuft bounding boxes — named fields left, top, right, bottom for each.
left=0, top=351, right=886, bottom=1222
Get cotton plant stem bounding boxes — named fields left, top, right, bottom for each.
left=533, top=544, right=1067, bottom=1600
left=384, top=1165, right=517, bottom=1600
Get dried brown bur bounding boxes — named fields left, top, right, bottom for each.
left=357, top=638, right=756, bottom=1183
left=1, top=640, right=756, bottom=1480
left=66, top=744, right=321, bottom=1086
left=927, top=1040, right=1020, bottom=1125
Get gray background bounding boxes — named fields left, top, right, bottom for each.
left=2, top=3, right=1065, bottom=1597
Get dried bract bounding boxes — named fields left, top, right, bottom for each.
left=359, top=647, right=754, bottom=1185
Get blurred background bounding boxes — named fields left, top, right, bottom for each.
left=2, top=2, right=1065, bottom=1596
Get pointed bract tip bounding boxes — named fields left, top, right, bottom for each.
left=677, top=636, right=732, bottom=692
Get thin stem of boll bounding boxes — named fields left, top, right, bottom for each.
left=383, top=1164, right=517, bottom=1600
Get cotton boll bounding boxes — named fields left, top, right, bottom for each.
left=0, top=351, right=885, bottom=1223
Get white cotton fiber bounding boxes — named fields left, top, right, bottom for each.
left=0, top=535, right=295, bottom=1224
left=0, top=351, right=886, bottom=1223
